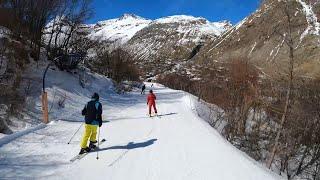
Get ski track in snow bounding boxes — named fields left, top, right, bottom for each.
left=0, top=80, right=282, bottom=179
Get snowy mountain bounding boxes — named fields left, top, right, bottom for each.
left=43, top=14, right=231, bottom=76
left=87, top=14, right=230, bottom=47
left=88, top=14, right=152, bottom=45
left=80, top=14, right=231, bottom=75
left=125, top=15, right=231, bottom=73
left=0, top=65, right=282, bottom=179
left=153, top=15, right=229, bottom=37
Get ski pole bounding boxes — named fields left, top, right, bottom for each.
left=96, top=126, right=101, bottom=160
left=67, top=123, right=83, bottom=144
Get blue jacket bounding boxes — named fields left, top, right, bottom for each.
left=82, top=99, right=102, bottom=126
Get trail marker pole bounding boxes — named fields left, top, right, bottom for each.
left=42, top=62, right=53, bottom=124
left=42, top=92, right=49, bottom=124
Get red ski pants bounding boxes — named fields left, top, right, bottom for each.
left=148, top=102, right=157, bottom=115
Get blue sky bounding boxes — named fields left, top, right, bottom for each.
left=88, top=0, right=260, bottom=24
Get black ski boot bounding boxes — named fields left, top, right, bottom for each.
left=79, top=147, right=91, bottom=155
left=89, top=141, right=97, bottom=149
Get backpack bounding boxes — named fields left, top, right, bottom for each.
left=81, top=106, right=87, bottom=116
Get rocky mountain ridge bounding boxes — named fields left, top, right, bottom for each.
left=192, top=0, right=320, bottom=79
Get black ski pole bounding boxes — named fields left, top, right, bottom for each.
left=96, top=126, right=100, bottom=160
left=67, top=123, right=83, bottom=144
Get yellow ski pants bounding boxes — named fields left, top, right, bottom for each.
left=80, top=124, right=98, bottom=148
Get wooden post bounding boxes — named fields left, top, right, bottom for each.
left=42, top=92, right=49, bottom=124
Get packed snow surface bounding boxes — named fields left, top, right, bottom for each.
left=0, top=70, right=281, bottom=180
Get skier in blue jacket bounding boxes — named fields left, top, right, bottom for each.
left=79, top=93, right=103, bottom=154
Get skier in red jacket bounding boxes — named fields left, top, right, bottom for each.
left=147, top=90, right=157, bottom=117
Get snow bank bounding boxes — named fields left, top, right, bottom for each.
left=0, top=61, right=115, bottom=139
left=29, top=63, right=114, bottom=122
left=0, top=124, right=46, bottom=147
left=182, top=93, right=226, bottom=132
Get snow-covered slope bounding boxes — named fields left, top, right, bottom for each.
left=80, top=14, right=232, bottom=75
left=88, top=14, right=152, bottom=44
left=87, top=14, right=230, bottom=46
left=128, top=15, right=231, bottom=57
left=125, top=15, right=231, bottom=74
left=154, top=15, right=229, bottom=37
left=44, top=14, right=231, bottom=75
left=0, top=67, right=282, bottom=179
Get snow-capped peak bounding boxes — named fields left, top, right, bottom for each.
left=88, top=14, right=152, bottom=44
left=119, top=13, right=145, bottom=20
left=87, top=14, right=231, bottom=45
left=152, top=15, right=232, bottom=37
left=154, top=15, right=207, bottom=24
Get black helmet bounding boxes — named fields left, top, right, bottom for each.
left=149, top=90, right=153, bottom=93
left=92, top=92, right=99, bottom=101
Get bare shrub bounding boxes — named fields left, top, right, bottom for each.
left=159, top=56, right=319, bottom=179
left=115, top=82, right=133, bottom=94
left=23, top=79, right=32, bottom=95
left=223, top=58, right=259, bottom=139
left=0, top=104, right=12, bottom=134
left=89, top=48, right=140, bottom=83
left=271, top=78, right=320, bottom=179
left=79, top=67, right=89, bottom=88
left=57, top=93, right=67, bottom=109
left=45, top=0, right=94, bottom=60
left=0, top=35, right=31, bottom=135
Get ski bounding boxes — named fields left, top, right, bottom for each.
left=147, top=114, right=154, bottom=118
left=147, top=113, right=160, bottom=118
left=70, top=139, right=106, bottom=162
left=154, top=114, right=161, bottom=118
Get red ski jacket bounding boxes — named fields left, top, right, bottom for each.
left=147, top=93, right=156, bottom=105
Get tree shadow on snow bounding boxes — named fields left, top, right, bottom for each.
left=107, top=113, right=178, bottom=121
left=98, top=139, right=158, bottom=152
left=56, top=119, right=110, bottom=124
left=108, top=116, right=150, bottom=121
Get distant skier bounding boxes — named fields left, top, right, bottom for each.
left=141, top=84, right=146, bottom=94
left=79, top=92, right=103, bottom=155
left=147, top=90, right=157, bottom=117
left=151, top=83, right=154, bottom=88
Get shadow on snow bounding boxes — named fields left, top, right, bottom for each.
left=98, top=139, right=158, bottom=152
